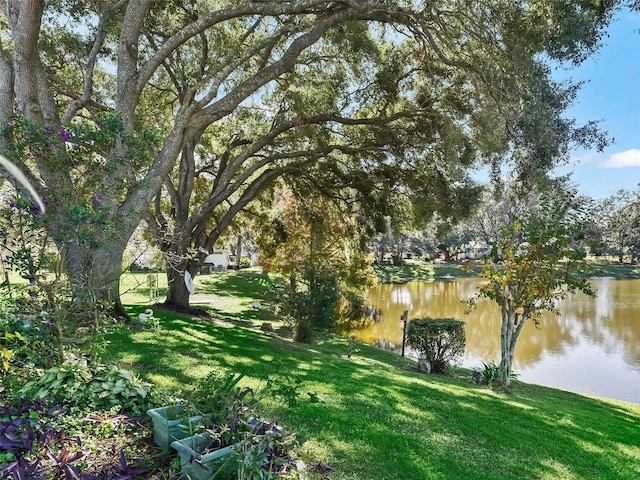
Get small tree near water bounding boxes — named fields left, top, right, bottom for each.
left=406, top=317, right=466, bottom=373
left=470, top=191, right=593, bottom=388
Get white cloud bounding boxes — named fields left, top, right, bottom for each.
left=600, top=149, right=640, bottom=168
left=569, top=152, right=600, bottom=166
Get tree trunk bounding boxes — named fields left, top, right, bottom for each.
left=62, top=238, right=130, bottom=320
left=163, top=258, right=202, bottom=309
left=499, top=341, right=514, bottom=387
left=439, top=246, right=452, bottom=263
left=498, top=302, right=528, bottom=388
left=499, top=300, right=516, bottom=388
left=235, top=234, right=242, bottom=268
left=164, top=267, right=191, bottom=308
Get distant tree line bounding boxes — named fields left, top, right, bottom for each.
left=371, top=180, right=640, bottom=266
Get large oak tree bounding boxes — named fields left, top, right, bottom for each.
left=0, top=1, right=615, bottom=313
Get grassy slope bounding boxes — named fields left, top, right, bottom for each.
left=111, top=268, right=640, bottom=480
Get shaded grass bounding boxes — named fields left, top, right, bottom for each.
left=374, top=258, right=640, bottom=284
left=100, top=307, right=640, bottom=480
left=120, top=268, right=282, bottom=323
left=110, top=267, right=640, bottom=478
left=374, top=259, right=484, bottom=284
left=586, top=260, right=640, bottom=278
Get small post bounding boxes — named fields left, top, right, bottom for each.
left=401, top=310, right=409, bottom=357
left=147, top=273, right=158, bottom=301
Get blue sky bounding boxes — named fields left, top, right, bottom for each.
left=553, top=8, right=640, bottom=200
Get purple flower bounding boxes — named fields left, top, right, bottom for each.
left=91, top=194, right=104, bottom=207
left=43, top=127, right=54, bottom=135
left=60, top=129, right=71, bottom=142
left=8, top=199, right=17, bottom=209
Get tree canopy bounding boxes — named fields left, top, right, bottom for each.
left=0, top=0, right=617, bottom=312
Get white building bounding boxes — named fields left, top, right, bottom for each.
left=203, top=249, right=230, bottom=270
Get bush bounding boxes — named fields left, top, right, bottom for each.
left=406, top=317, right=466, bottom=373
left=277, top=264, right=341, bottom=343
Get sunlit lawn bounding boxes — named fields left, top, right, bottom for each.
left=104, top=268, right=640, bottom=480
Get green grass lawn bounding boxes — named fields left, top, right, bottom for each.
left=106, top=268, right=640, bottom=480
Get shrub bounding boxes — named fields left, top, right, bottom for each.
left=0, top=295, right=59, bottom=371
left=276, top=264, right=341, bottom=343
left=481, top=361, right=500, bottom=386
left=406, top=317, right=466, bottom=373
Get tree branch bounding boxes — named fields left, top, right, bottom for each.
left=62, top=0, right=128, bottom=123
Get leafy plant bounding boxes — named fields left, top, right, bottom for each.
left=406, top=317, right=466, bottom=373
left=0, top=455, right=48, bottom=479
left=20, top=357, right=153, bottom=415
left=266, top=367, right=305, bottom=408
left=475, top=362, right=519, bottom=387
left=87, top=367, right=153, bottom=415
left=481, top=361, right=500, bottom=386
left=0, top=298, right=56, bottom=379
left=193, top=370, right=257, bottom=427
left=46, top=446, right=85, bottom=480
left=270, top=378, right=303, bottom=408
left=184, top=367, right=304, bottom=478
left=235, top=424, right=298, bottom=480
left=0, top=398, right=66, bottom=478
left=0, top=398, right=151, bottom=479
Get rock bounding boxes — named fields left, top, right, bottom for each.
left=472, top=368, right=484, bottom=384
left=418, top=357, right=431, bottom=374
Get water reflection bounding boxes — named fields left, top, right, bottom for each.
left=356, top=278, right=640, bottom=404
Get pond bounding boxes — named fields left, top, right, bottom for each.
left=355, top=277, right=640, bottom=404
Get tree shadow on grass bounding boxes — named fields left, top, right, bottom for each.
left=293, top=362, right=640, bottom=479
left=105, top=309, right=640, bottom=479
left=197, top=269, right=278, bottom=300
